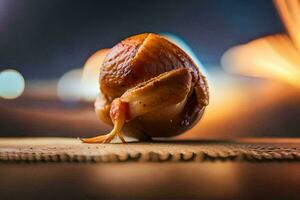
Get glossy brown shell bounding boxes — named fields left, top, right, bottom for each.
left=100, top=33, right=209, bottom=105
left=98, top=33, right=209, bottom=138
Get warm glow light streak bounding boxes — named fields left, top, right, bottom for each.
left=182, top=68, right=298, bottom=139
left=204, top=69, right=246, bottom=114
left=183, top=68, right=249, bottom=137
left=221, top=0, right=300, bottom=90
left=274, top=0, right=300, bottom=51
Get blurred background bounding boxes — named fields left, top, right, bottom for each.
left=0, top=0, right=299, bottom=138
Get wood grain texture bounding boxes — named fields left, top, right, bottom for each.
left=0, top=137, right=299, bottom=162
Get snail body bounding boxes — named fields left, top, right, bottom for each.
left=82, top=33, right=209, bottom=143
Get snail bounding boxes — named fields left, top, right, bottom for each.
left=81, top=33, right=209, bottom=143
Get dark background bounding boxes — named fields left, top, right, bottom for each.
left=0, top=0, right=283, bottom=79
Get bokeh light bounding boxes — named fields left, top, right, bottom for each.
left=57, top=68, right=84, bottom=102
left=221, top=0, right=300, bottom=90
left=0, top=69, right=25, bottom=99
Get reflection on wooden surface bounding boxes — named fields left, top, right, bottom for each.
left=0, top=162, right=299, bottom=200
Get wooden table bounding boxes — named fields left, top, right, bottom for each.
left=0, top=137, right=299, bottom=200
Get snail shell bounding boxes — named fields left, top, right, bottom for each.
left=95, top=33, right=209, bottom=141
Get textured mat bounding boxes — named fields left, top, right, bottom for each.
left=0, top=137, right=299, bottom=162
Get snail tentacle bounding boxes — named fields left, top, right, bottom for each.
left=81, top=98, right=127, bottom=143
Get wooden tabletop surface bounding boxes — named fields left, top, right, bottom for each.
left=0, top=137, right=299, bottom=200
left=0, top=137, right=299, bottom=162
